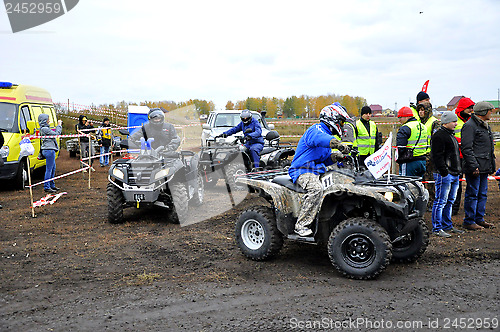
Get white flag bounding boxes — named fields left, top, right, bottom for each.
left=364, top=132, right=393, bottom=179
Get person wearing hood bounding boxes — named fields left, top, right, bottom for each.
left=452, top=97, right=475, bottom=215
left=39, top=113, right=63, bottom=193
left=97, top=117, right=113, bottom=167
left=0, top=131, right=4, bottom=208
left=75, top=115, right=95, bottom=167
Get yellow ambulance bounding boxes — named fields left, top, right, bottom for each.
left=0, top=82, right=60, bottom=189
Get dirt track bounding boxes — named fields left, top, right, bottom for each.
left=1, top=152, right=499, bottom=331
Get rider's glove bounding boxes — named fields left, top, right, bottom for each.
left=330, top=151, right=344, bottom=162
left=337, top=143, right=351, bottom=154
left=244, top=135, right=250, bottom=143
left=217, top=133, right=227, bottom=139
left=244, top=128, right=253, bottom=134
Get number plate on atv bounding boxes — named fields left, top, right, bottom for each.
left=134, top=193, right=145, bottom=201
left=321, top=173, right=334, bottom=189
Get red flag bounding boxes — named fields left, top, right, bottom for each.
left=421, top=80, right=429, bottom=93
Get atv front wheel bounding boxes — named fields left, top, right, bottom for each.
left=169, top=182, right=189, bottom=223
left=224, top=162, right=248, bottom=191
left=328, top=218, right=392, bottom=280
left=235, top=207, right=283, bottom=260
left=391, top=219, right=429, bottom=263
left=107, top=182, right=125, bottom=224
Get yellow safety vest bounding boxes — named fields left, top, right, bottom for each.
left=355, top=119, right=377, bottom=155
left=454, top=117, right=465, bottom=139
left=422, top=116, right=437, bottom=153
left=404, top=120, right=428, bottom=157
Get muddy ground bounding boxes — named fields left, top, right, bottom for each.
left=0, top=152, right=499, bottom=331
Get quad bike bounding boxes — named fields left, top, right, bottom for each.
left=106, top=131, right=204, bottom=224
left=234, top=153, right=430, bottom=280
left=199, top=130, right=295, bottom=190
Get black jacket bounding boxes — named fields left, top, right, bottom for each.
left=430, top=126, right=461, bottom=176
left=461, top=114, right=496, bottom=174
left=75, top=115, right=94, bottom=143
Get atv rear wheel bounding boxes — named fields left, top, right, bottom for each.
left=235, top=206, right=283, bottom=260
left=107, top=182, right=125, bottom=224
left=224, top=162, right=248, bottom=191
left=169, top=182, right=189, bottom=223
left=328, top=217, right=392, bottom=280
left=391, top=219, right=429, bottom=263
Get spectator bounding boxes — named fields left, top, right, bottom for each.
left=452, top=97, right=475, bottom=215
left=0, top=130, right=4, bottom=208
left=288, top=104, right=351, bottom=236
left=410, top=91, right=432, bottom=118
left=417, top=97, right=440, bottom=210
left=396, top=106, right=428, bottom=177
left=354, top=106, right=380, bottom=165
left=461, top=101, right=496, bottom=230
left=97, top=117, right=113, bottom=167
left=75, top=115, right=95, bottom=167
left=430, top=111, right=464, bottom=237
left=39, top=114, right=62, bottom=193
left=218, top=110, right=264, bottom=170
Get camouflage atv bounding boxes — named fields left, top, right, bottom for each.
left=234, top=155, right=430, bottom=280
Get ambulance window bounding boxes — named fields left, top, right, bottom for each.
left=19, top=105, right=32, bottom=132
left=0, top=103, right=17, bottom=133
left=31, top=106, right=43, bottom=124
left=42, top=106, right=56, bottom=125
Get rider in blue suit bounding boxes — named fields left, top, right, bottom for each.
left=219, top=110, right=264, bottom=169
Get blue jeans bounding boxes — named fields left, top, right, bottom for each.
left=431, top=173, right=459, bottom=232
left=246, top=143, right=263, bottom=168
left=42, top=149, right=56, bottom=190
left=399, top=159, right=426, bottom=177
left=463, top=173, right=488, bottom=226
left=100, top=146, right=110, bottom=165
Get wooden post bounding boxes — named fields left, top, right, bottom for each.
left=27, top=157, right=35, bottom=217
left=88, top=134, right=92, bottom=189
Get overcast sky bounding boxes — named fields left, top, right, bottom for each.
left=1, top=0, right=499, bottom=111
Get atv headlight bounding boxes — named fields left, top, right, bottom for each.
left=112, top=168, right=124, bottom=180
left=380, top=190, right=401, bottom=203
left=154, top=168, right=170, bottom=180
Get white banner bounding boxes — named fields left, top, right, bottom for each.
left=364, top=132, right=392, bottom=179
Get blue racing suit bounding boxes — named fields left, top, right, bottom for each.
left=223, top=117, right=264, bottom=168
left=288, top=122, right=335, bottom=183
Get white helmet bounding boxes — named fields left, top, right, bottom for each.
left=319, top=104, right=350, bottom=136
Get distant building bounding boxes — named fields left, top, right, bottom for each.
left=447, top=96, right=465, bottom=111
left=369, top=104, right=383, bottom=116
left=486, top=100, right=500, bottom=113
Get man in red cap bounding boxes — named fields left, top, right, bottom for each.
left=452, top=97, right=475, bottom=215
left=396, top=106, right=428, bottom=177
